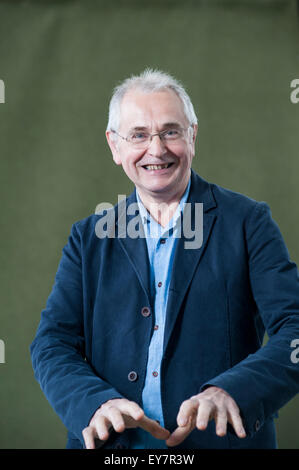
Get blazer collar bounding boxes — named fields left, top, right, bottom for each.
left=187, top=168, right=217, bottom=212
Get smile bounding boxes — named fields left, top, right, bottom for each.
left=143, top=163, right=174, bottom=171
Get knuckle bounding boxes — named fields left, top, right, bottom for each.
left=106, top=398, right=119, bottom=407
left=179, top=399, right=189, bottom=410
left=183, top=398, right=192, bottom=405
left=82, top=426, right=91, bottom=436
left=135, top=410, right=144, bottom=420
left=200, top=398, right=213, bottom=407
left=190, top=395, right=199, bottom=401
left=129, top=400, right=140, bottom=410
left=180, top=399, right=194, bottom=413
left=104, top=400, right=115, bottom=408
left=105, top=404, right=115, bottom=412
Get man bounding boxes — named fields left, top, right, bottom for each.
left=30, top=69, right=299, bottom=449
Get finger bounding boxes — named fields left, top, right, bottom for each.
left=166, top=417, right=194, bottom=447
left=196, top=399, right=215, bottom=430
left=94, top=415, right=112, bottom=441
left=228, top=408, right=246, bottom=438
left=103, top=406, right=126, bottom=433
left=139, top=416, right=170, bottom=440
left=101, top=399, right=144, bottom=432
left=176, top=398, right=199, bottom=427
left=215, top=410, right=227, bottom=437
left=82, top=426, right=96, bottom=450
left=114, top=400, right=145, bottom=421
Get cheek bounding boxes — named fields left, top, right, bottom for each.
left=121, top=154, right=141, bottom=174
left=125, top=151, right=146, bottom=168
left=175, top=147, right=193, bottom=164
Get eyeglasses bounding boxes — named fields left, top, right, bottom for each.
left=111, top=126, right=192, bottom=148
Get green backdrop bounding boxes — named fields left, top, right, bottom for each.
left=0, top=0, right=298, bottom=448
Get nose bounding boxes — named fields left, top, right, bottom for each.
left=147, top=134, right=167, bottom=156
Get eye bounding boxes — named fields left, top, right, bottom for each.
left=164, top=129, right=179, bottom=138
left=131, top=132, right=148, bottom=141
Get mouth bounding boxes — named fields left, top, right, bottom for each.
left=142, top=162, right=174, bottom=171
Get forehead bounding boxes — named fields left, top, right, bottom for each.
left=119, top=89, right=187, bottom=130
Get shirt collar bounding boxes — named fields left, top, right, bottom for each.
left=136, top=177, right=191, bottom=237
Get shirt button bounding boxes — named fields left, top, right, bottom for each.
left=141, top=307, right=151, bottom=317
left=157, top=281, right=162, bottom=288
left=152, top=371, right=158, bottom=377
left=154, top=325, right=159, bottom=330
left=128, top=371, right=138, bottom=382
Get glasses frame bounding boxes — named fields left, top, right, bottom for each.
left=111, top=125, right=192, bottom=147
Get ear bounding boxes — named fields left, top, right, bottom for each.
left=106, top=131, right=122, bottom=165
left=190, top=124, right=198, bottom=157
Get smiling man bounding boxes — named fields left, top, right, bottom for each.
left=107, top=88, right=195, bottom=224
left=30, top=69, right=299, bottom=450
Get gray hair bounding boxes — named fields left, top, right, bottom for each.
left=106, top=68, right=198, bottom=134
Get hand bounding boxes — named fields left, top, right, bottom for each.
left=82, top=398, right=170, bottom=449
left=166, top=386, right=246, bottom=447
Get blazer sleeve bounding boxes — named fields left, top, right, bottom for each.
left=200, top=201, right=299, bottom=437
left=30, top=222, right=124, bottom=445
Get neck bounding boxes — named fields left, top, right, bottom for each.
left=137, top=179, right=189, bottom=227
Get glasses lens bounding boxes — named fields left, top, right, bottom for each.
left=163, top=129, right=182, bottom=141
left=126, top=128, right=186, bottom=147
left=128, top=132, right=149, bottom=145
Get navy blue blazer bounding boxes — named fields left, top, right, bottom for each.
left=30, top=169, right=299, bottom=449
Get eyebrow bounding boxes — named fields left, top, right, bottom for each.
left=128, top=122, right=182, bottom=132
left=161, top=122, right=182, bottom=129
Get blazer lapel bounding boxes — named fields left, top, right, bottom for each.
left=163, top=170, right=217, bottom=355
left=116, top=190, right=153, bottom=307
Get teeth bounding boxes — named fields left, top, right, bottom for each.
left=145, top=164, right=170, bottom=170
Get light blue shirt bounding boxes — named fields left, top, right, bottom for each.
left=131, top=178, right=191, bottom=448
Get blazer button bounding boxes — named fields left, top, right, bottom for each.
left=255, top=419, right=261, bottom=432
left=128, top=371, right=138, bottom=382
left=141, top=307, right=151, bottom=317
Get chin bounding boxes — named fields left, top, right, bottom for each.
left=147, top=184, right=174, bottom=195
